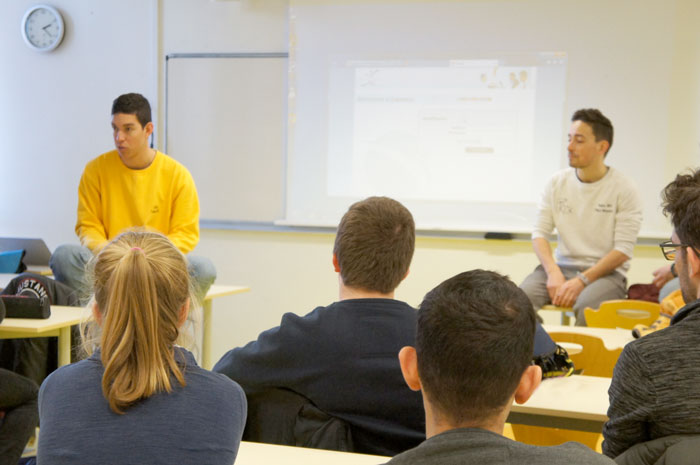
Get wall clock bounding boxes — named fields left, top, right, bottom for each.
left=21, top=5, right=65, bottom=52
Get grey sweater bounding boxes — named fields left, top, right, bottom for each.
left=603, top=299, right=700, bottom=458
left=384, top=427, right=615, bottom=464
left=38, top=348, right=247, bottom=465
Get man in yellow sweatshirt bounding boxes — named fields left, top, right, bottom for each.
left=50, top=93, right=215, bottom=298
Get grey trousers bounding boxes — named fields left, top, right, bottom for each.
left=520, top=264, right=627, bottom=326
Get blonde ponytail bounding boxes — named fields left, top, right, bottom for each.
left=88, top=230, right=192, bottom=414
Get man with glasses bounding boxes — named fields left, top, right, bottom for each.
left=520, top=109, right=642, bottom=325
left=603, top=169, right=700, bottom=459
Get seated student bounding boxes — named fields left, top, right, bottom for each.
left=214, top=196, right=424, bottom=456
left=520, top=109, right=642, bottom=325
left=213, top=196, right=567, bottom=456
left=50, top=92, right=215, bottom=300
left=0, top=368, right=39, bottom=465
left=603, top=169, right=700, bottom=459
left=387, top=269, right=614, bottom=465
left=37, top=231, right=246, bottom=465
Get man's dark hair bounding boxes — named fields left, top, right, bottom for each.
left=662, top=168, right=700, bottom=247
left=333, top=196, right=415, bottom=294
left=111, top=93, right=152, bottom=128
left=415, top=270, right=536, bottom=424
left=572, top=108, right=614, bottom=155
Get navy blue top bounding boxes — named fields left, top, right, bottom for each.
left=214, top=298, right=425, bottom=456
left=38, top=348, right=246, bottom=465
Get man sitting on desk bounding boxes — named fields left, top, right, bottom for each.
left=214, top=196, right=424, bottom=456
left=603, top=168, right=700, bottom=460
left=520, top=108, right=642, bottom=325
left=50, top=92, right=215, bottom=298
left=386, top=269, right=614, bottom=464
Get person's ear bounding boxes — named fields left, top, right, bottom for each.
left=332, top=253, right=341, bottom=273
left=178, top=298, right=190, bottom=328
left=513, top=365, right=542, bottom=405
left=597, top=139, right=610, bottom=157
left=398, top=346, right=422, bottom=391
left=144, top=121, right=154, bottom=137
left=685, top=246, right=700, bottom=277
left=92, top=302, right=103, bottom=326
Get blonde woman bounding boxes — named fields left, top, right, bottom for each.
left=37, top=231, right=246, bottom=464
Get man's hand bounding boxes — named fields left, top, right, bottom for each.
left=553, top=277, right=585, bottom=307
left=652, top=265, right=674, bottom=289
left=545, top=268, right=566, bottom=301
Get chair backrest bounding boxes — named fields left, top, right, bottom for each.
left=548, top=332, right=623, bottom=378
left=584, top=299, right=661, bottom=329
left=242, top=387, right=354, bottom=452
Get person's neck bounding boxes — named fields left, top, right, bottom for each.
left=576, top=162, right=608, bottom=183
left=122, top=148, right=156, bottom=170
left=338, top=281, right=395, bottom=301
left=424, top=398, right=509, bottom=439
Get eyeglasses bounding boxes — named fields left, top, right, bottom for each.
left=659, top=240, right=700, bottom=260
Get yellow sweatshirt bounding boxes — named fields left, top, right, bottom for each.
left=76, top=150, right=200, bottom=254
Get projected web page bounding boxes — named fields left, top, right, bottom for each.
left=327, top=59, right=548, bottom=203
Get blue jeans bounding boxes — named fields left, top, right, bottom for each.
left=50, top=244, right=217, bottom=302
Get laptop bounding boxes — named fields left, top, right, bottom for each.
left=0, top=237, right=52, bottom=273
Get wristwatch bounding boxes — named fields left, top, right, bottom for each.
left=576, top=272, right=590, bottom=286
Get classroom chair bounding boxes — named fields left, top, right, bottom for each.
left=548, top=332, right=622, bottom=378
left=584, top=300, right=661, bottom=329
left=242, top=388, right=354, bottom=452
left=511, top=332, right=622, bottom=451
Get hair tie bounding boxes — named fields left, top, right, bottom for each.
left=131, top=247, right=144, bottom=255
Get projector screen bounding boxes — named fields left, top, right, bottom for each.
left=284, top=2, right=567, bottom=232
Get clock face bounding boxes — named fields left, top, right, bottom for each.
left=22, top=5, right=65, bottom=52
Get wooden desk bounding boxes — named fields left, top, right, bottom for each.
left=201, top=284, right=250, bottom=369
left=0, top=306, right=86, bottom=366
left=235, top=441, right=388, bottom=465
left=508, top=375, right=610, bottom=433
left=543, top=324, right=634, bottom=350
left=26, top=265, right=52, bottom=276
left=1, top=275, right=249, bottom=370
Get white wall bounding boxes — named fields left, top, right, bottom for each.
left=0, top=0, right=695, bottom=364
left=0, top=0, right=157, bottom=246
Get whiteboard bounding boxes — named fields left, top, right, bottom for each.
left=165, top=53, right=287, bottom=224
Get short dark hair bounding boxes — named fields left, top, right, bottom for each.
left=415, top=270, right=536, bottom=424
left=662, top=168, right=700, bottom=247
left=111, top=93, right=152, bottom=128
left=572, top=108, right=613, bottom=155
left=333, top=196, right=415, bottom=294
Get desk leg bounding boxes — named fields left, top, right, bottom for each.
left=58, top=326, right=71, bottom=366
left=202, top=300, right=213, bottom=370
